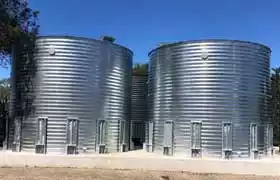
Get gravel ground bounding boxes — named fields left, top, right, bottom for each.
left=0, top=168, right=279, bottom=180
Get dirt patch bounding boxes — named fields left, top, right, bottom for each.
left=0, top=168, right=278, bottom=180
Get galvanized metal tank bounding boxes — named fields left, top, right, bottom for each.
left=130, top=72, right=148, bottom=150
left=147, top=39, right=272, bottom=159
left=11, top=36, right=133, bottom=154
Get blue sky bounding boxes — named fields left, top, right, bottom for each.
left=0, top=0, right=279, bottom=78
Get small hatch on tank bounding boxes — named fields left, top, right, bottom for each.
left=101, top=36, right=116, bottom=43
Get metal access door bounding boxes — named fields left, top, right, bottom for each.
left=267, top=124, right=273, bottom=155
left=250, top=123, right=258, bottom=159
left=250, top=124, right=258, bottom=151
left=163, top=120, right=174, bottom=155
left=222, top=122, right=233, bottom=159
left=66, top=118, right=79, bottom=145
left=66, top=117, right=79, bottom=154
left=191, top=121, right=202, bottom=157
left=119, top=120, right=126, bottom=152
left=145, top=120, right=154, bottom=152
left=35, top=117, right=48, bottom=154
left=191, top=121, right=202, bottom=149
left=96, top=119, right=107, bottom=154
left=12, top=117, right=22, bottom=152
left=222, top=122, right=233, bottom=150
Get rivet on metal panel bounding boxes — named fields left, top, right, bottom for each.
left=48, top=46, right=56, bottom=56
left=201, top=51, right=208, bottom=62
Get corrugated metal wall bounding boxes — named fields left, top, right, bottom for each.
left=147, top=39, right=271, bottom=158
left=130, top=74, right=148, bottom=149
left=10, top=36, right=132, bottom=154
left=8, top=42, right=34, bottom=151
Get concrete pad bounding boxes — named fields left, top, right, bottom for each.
left=0, top=150, right=280, bottom=176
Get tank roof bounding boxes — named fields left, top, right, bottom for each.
left=37, top=35, right=133, bottom=55
left=148, top=39, right=271, bottom=56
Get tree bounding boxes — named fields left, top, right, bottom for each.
left=0, top=77, right=10, bottom=146
left=0, top=77, right=11, bottom=101
left=0, top=0, right=39, bottom=150
left=0, top=0, right=39, bottom=66
left=133, top=63, right=148, bottom=76
left=270, top=67, right=280, bottom=145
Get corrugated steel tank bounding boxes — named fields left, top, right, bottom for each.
left=147, top=39, right=272, bottom=158
left=130, top=72, right=148, bottom=150
left=10, top=36, right=133, bottom=154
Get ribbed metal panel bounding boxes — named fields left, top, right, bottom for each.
left=11, top=36, right=132, bottom=154
left=148, top=39, right=271, bottom=158
left=130, top=74, right=148, bottom=149
left=8, top=43, right=33, bottom=150
left=8, top=44, right=17, bottom=149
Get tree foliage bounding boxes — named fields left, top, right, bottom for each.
left=0, top=77, right=10, bottom=123
left=0, top=0, right=39, bottom=148
left=0, top=77, right=10, bottom=102
left=0, top=0, right=39, bottom=67
left=133, top=63, right=148, bottom=76
left=271, top=67, right=280, bottom=145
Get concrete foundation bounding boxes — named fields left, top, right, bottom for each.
left=0, top=149, right=280, bottom=176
